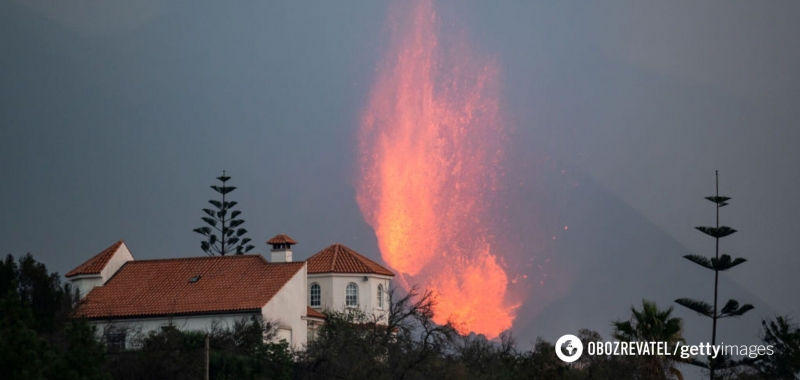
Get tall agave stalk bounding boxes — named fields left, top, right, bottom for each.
left=675, top=171, right=753, bottom=379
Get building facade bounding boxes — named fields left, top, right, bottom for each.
left=68, top=235, right=393, bottom=349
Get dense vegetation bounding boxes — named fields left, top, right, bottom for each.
left=0, top=254, right=107, bottom=380
left=2, top=253, right=798, bottom=380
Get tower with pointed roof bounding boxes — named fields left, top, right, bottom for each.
left=305, top=243, right=395, bottom=324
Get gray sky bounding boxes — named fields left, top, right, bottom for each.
left=2, top=0, right=798, bottom=350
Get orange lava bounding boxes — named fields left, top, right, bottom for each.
left=357, top=0, right=516, bottom=338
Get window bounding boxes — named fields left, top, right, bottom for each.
left=309, top=323, right=319, bottom=342
left=377, top=284, right=384, bottom=309
left=105, top=331, right=126, bottom=352
left=310, top=283, right=321, bottom=307
left=346, top=283, right=358, bottom=307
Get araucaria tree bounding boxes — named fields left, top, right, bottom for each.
left=193, top=171, right=255, bottom=256
left=675, top=171, right=753, bottom=379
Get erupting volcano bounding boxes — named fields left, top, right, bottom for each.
left=357, top=0, right=517, bottom=338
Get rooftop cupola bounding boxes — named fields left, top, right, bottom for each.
left=267, top=234, right=297, bottom=262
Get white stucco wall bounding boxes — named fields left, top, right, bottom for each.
left=70, top=275, right=104, bottom=298
left=270, top=248, right=292, bottom=263
left=261, top=262, right=308, bottom=349
left=91, top=313, right=261, bottom=349
left=89, top=262, right=310, bottom=349
left=100, top=242, right=134, bottom=283
left=70, top=242, right=135, bottom=299
left=308, top=273, right=391, bottom=323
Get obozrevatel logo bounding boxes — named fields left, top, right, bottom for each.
left=555, top=334, right=584, bottom=363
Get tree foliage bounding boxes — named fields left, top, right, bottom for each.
left=613, top=300, right=685, bottom=380
left=0, top=253, right=109, bottom=380
left=298, top=286, right=460, bottom=379
left=106, top=318, right=292, bottom=380
left=297, top=286, right=595, bottom=380
left=674, top=172, right=753, bottom=378
left=193, top=171, right=255, bottom=256
left=753, top=316, right=800, bottom=379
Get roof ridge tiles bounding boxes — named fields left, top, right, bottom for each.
left=65, top=240, right=126, bottom=277
left=330, top=244, right=339, bottom=272
left=122, top=255, right=281, bottom=264
left=267, top=234, right=297, bottom=245
left=306, top=243, right=394, bottom=276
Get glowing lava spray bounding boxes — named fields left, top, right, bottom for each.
left=357, top=0, right=517, bottom=338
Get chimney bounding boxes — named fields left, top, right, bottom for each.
left=266, top=234, right=297, bottom=263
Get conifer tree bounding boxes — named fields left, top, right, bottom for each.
left=675, top=171, right=753, bottom=379
left=193, top=171, right=255, bottom=256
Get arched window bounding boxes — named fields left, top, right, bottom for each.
left=377, top=284, right=384, bottom=309
left=310, top=283, right=321, bottom=307
left=346, top=283, right=358, bottom=307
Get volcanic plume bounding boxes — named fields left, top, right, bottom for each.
left=357, top=0, right=517, bottom=338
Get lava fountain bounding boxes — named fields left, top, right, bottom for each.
left=357, top=0, right=517, bottom=338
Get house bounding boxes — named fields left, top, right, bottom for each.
left=67, top=234, right=394, bottom=349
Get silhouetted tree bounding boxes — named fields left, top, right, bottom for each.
left=297, top=286, right=598, bottom=380
left=753, top=316, right=800, bottom=379
left=675, top=171, right=754, bottom=379
left=455, top=332, right=519, bottom=379
left=0, top=253, right=109, bottom=380
left=613, top=300, right=685, bottom=380
left=193, top=171, right=255, bottom=256
left=298, top=286, right=460, bottom=380
left=0, top=288, right=50, bottom=379
left=576, top=329, right=638, bottom=380
left=520, top=338, right=583, bottom=380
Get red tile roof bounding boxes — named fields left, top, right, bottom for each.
left=306, top=307, right=326, bottom=319
left=307, top=244, right=394, bottom=276
left=66, top=240, right=125, bottom=278
left=267, top=234, right=297, bottom=245
left=74, top=255, right=304, bottom=319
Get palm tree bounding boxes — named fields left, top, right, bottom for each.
left=614, top=300, right=685, bottom=380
